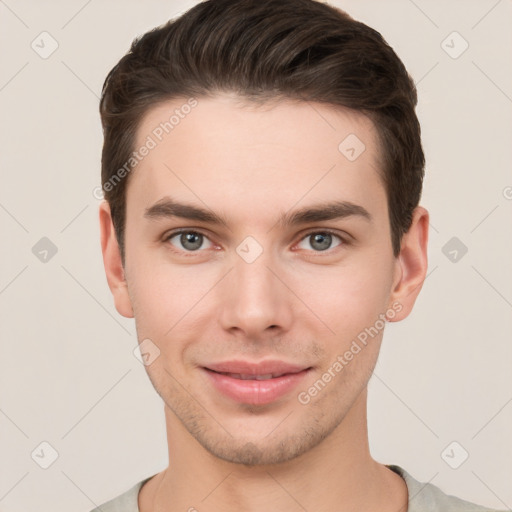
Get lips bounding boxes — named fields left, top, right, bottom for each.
left=202, top=360, right=311, bottom=405
left=216, top=372, right=284, bottom=381
left=205, top=360, right=308, bottom=376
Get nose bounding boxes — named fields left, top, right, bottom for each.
left=218, top=250, right=294, bottom=340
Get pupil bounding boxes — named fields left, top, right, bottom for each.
left=311, top=233, right=331, bottom=251
left=182, top=232, right=202, bottom=250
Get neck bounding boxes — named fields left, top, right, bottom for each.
left=139, top=388, right=408, bottom=512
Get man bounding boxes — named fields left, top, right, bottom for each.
left=92, top=0, right=507, bottom=510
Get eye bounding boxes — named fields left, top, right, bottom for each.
left=296, top=231, right=344, bottom=252
left=165, top=230, right=214, bottom=252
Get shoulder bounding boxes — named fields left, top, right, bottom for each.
left=387, top=465, right=510, bottom=512
left=88, top=475, right=154, bottom=512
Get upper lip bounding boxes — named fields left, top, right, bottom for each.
left=204, top=360, right=310, bottom=376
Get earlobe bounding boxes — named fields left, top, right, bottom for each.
left=387, top=206, right=429, bottom=322
left=99, top=201, right=134, bottom=318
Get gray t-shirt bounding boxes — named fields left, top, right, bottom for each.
left=90, top=464, right=508, bottom=511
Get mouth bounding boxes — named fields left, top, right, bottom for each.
left=201, top=361, right=312, bottom=405
left=211, top=371, right=293, bottom=380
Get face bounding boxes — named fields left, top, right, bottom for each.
left=101, top=93, right=426, bottom=466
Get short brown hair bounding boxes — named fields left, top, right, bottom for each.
left=100, top=0, right=424, bottom=262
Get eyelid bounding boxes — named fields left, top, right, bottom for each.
left=162, top=227, right=350, bottom=254
left=163, top=228, right=217, bottom=254
left=163, top=228, right=211, bottom=242
left=293, top=228, right=349, bottom=252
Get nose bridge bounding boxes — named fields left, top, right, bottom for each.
left=219, top=244, right=292, bottom=335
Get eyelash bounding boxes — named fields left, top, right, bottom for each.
left=162, top=228, right=349, bottom=256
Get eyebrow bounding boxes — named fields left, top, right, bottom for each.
left=144, top=196, right=372, bottom=227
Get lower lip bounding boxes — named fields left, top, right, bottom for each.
left=203, top=368, right=311, bottom=405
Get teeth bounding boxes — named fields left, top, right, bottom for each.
left=254, top=374, right=275, bottom=380
left=222, top=372, right=282, bottom=380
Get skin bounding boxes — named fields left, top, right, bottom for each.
left=100, top=93, right=429, bottom=512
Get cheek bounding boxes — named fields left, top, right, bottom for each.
left=289, top=256, right=393, bottom=340
left=125, top=256, right=218, bottom=341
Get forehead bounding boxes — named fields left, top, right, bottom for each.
left=127, top=94, right=387, bottom=226
left=135, top=93, right=381, bottom=164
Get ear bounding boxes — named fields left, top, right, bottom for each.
left=99, top=201, right=134, bottom=318
left=387, top=206, right=429, bottom=322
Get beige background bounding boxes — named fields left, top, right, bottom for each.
left=0, top=0, right=511, bottom=510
